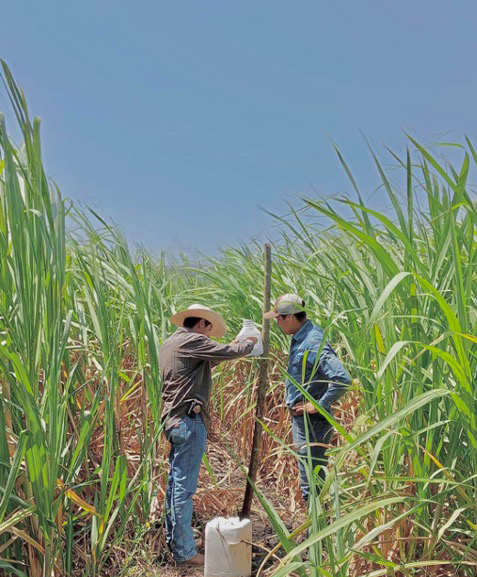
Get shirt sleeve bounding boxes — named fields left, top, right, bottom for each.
left=315, top=349, right=352, bottom=409
left=181, top=334, right=254, bottom=363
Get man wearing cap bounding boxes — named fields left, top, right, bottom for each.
left=160, top=304, right=257, bottom=567
left=264, top=294, right=351, bottom=502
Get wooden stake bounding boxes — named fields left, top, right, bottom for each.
left=240, top=243, right=272, bottom=520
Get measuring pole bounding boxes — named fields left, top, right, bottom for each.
left=240, top=243, right=272, bottom=520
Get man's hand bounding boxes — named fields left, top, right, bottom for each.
left=290, top=402, right=319, bottom=416
left=231, top=337, right=257, bottom=345
left=290, top=401, right=332, bottom=416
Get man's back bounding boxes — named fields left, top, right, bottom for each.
left=160, top=327, right=253, bottom=430
left=160, top=328, right=214, bottom=430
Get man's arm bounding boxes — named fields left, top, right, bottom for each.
left=317, top=350, right=351, bottom=411
left=182, top=334, right=254, bottom=363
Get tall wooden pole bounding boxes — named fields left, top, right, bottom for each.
left=240, top=243, right=272, bottom=520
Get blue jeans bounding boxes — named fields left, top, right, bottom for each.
left=291, top=413, right=333, bottom=501
left=165, top=414, right=207, bottom=562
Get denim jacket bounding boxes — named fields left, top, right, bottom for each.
left=285, top=320, right=351, bottom=411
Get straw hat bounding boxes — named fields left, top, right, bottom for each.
left=170, top=304, right=228, bottom=338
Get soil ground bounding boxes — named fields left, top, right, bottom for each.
left=118, top=419, right=308, bottom=577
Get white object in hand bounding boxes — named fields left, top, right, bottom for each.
left=236, top=320, right=263, bottom=356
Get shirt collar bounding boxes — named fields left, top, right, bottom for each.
left=292, top=319, right=313, bottom=344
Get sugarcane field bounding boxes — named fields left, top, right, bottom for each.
left=1, top=5, right=477, bottom=577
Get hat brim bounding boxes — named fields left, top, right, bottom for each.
left=263, top=310, right=279, bottom=320
left=170, top=309, right=227, bottom=338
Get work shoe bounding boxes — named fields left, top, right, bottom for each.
left=178, top=553, right=204, bottom=567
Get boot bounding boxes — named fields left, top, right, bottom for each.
left=178, top=552, right=205, bottom=567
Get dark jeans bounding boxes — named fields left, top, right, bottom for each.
left=291, top=412, right=333, bottom=501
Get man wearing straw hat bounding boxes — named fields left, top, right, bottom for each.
left=264, top=294, right=351, bottom=502
left=160, top=304, right=257, bottom=567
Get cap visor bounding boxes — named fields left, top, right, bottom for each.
left=263, top=310, right=279, bottom=319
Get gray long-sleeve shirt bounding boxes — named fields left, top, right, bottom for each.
left=160, top=327, right=253, bottom=431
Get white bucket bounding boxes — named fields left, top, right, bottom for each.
left=204, top=516, right=252, bottom=577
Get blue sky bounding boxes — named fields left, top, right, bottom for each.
left=1, top=1, right=476, bottom=254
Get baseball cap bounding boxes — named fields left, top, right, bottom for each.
left=263, top=294, right=305, bottom=319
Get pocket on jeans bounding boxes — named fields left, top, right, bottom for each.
left=166, top=419, right=191, bottom=445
